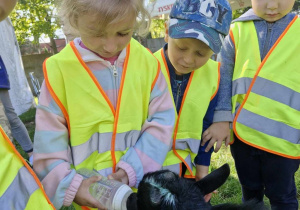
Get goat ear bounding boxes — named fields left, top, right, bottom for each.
left=126, top=192, right=138, bottom=210
left=195, top=163, right=230, bottom=195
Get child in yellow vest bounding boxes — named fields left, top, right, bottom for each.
left=210, top=0, right=300, bottom=208
left=33, top=0, right=175, bottom=209
left=154, top=0, right=232, bottom=202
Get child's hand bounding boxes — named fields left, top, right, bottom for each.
left=203, top=190, right=218, bottom=203
left=201, top=122, right=230, bottom=152
left=107, top=168, right=129, bottom=185
left=74, top=175, right=107, bottom=209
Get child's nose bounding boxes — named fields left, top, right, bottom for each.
left=103, top=39, right=117, bottom=53
left=183, top=55, right=193, bottom=65
left=267, top=1, right=278, bottom=10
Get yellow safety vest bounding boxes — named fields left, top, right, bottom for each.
left=230, top=16, right=300, bottom=159
left=0, top=126, right=54, bottom=209
left=154, top=49, right=220, bottom=178
left=44, top=38, right=161, bottom=171
left=44, top=38, right=161, bottom=209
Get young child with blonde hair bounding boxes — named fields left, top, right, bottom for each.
left=33, top=0, right=175, bottom=209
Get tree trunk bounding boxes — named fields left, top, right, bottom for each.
left=50, top=37, right=58, bottom=54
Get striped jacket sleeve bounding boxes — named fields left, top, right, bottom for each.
left=33, top=81, right=83, bottom=209
left=117, top=70, right=176, bottom=187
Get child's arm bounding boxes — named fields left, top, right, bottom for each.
left=201, top=33, right=236, bottom=152
left=33, top=82, right=83, bottom=209
left=113, top=70, right=175, bottom=187
left=195, top=164, right=209, bottom=181
left=195, top=164, right=215, bottom=202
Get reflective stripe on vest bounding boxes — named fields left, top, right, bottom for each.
left=231, top=17, right=300, bottom=159
left=44, top=38, right=160, bottom=174
left=154, top=49, right=220, bottom=177
left=0, top=126, right=54, bottom=209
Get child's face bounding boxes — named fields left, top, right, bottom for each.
left=251, top=0, right=295, bottom=22
left=77, top=12, right=136, bottom=58
left=166, top=37, right=214, bottom=75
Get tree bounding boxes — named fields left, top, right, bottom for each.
left=150, top=19, right=166, bottom=38
left=292, top=0, right=300, bottom=13
left=10, top=0, right=61, bottom=54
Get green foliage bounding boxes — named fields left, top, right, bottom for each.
left=9, top=0, right=60, bottom=45
left=232, top=7, right=251, bottom=20
left=150, top=19, right=166, bottom=39
left=293, top=0, right=300, bottom=13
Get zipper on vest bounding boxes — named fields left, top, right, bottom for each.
left=110, top=64, right=118, bottom=107
left=262, top=23, right=273, bottom=60
left=175, top=82, right=182, bottom=110
left=112, top=65, right=118, bottom=77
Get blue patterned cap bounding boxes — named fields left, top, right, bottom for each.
left=169, top=0, right=232, bottom=53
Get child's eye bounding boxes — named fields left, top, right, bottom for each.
left=118, top=33, right=129, bottom=37
left=196, top=52, right=204, bottom=57
left=177, top=46, right=187, bottom=51
left=95, top=33, right=104, bottom=37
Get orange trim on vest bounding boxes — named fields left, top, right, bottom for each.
left=43, top=59, right=71, bottom=137
left=210, top=62, right=220, bottom=100
left=233, top=16, right=299, bottom=159
left=178, top=163, right=182, bottom=177
left=159, top=48, right=192, bottom=176
left=70, top=41, right=115, bottom=116
left=160, top=49, right=171, bottom=80
left=111, top=43, right=131, bottom=172
left=184, top=174, right=196, bottom=179
left=172, top=72, right=195, bottom=176
left=229, top=29, right=235, bottom=49
left=0, top=128, right=55, bottom=209
left=151, top=62, right=160, bottom=91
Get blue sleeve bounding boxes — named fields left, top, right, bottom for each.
left=194, top=91, right=218, bottom=166
left=213, top=34, right=235, bottom=122
left=0, top=56, right=10, bottom=89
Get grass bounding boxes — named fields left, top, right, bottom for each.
left=16, top=107, right=300, bottom=209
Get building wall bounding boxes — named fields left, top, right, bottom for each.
left=21, top=38, right=165, bottom=96
left=22, top=53, right=52, bottom=95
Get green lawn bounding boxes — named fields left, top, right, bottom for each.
left=17, top=107, right=300, bottom=209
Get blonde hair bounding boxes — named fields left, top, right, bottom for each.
left=58, top=0, right=150, bottom=38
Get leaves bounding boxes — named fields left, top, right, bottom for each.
left=150, top=19, right=166, bottom=39
left=9, top=0, right=61, bottom=52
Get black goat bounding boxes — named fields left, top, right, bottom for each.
left=126, top=164, right=267, bottom=210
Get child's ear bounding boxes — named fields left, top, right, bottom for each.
left=164, top=20, right=169, bottom=43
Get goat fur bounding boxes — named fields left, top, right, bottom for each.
left=126, top=164, right=266, bottom=210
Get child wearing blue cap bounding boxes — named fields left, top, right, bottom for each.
left=154, top=0, right=232, bottom=202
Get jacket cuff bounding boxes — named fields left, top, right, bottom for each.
left=213, top=110, right=233, bottom=122
left=63, top=174, right=83, bottom=206
left=116, top=161, right=137, bottom=187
